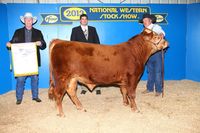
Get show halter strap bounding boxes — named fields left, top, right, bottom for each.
left=162, top=48, right=164, bottom=98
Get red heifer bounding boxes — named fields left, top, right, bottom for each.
left=48, top=28, right=168, bottom=116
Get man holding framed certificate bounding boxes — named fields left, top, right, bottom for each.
left=7, top=12, right=46, bottom=105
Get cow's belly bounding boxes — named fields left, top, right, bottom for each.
left=73, top=75, right=121, bottom=91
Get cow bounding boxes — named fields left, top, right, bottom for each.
left=48, top=28, right=168, bottom=117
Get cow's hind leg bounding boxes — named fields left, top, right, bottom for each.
left=54, top=83, right=66, bottom=117
left=66, top=78, right=85, bottom=111
left=48, top=79, right=55, bottom=100
left=120, top=87, right=129, bottom=106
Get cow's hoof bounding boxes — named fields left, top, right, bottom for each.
left=80, top=108, right=87, bottom=112
left=57, top=113, right=65, bottom=117
left=123, top=102, right=129, bottom=106
left=76, top=106, right=83, bottom=110
left=131, top=108, right=140, bottom=113
left=76, top=106, right=87, bottom=112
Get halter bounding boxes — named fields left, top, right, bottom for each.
left=147, top=37, right=163, bottom=51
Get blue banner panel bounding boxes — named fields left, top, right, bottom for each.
left=186, top=4, right=200, bottom=82
left=0, top=4, right=12, bottom=94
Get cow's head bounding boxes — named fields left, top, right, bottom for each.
left=141, top=28, right=168, bottom=53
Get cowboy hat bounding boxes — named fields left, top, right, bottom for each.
left=20, top=12, right=37, bottom=24
left=139, top=13, right=156, bottom=24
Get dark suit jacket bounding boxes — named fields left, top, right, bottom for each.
left=70, top=26, right=100, bottom=44
left=9, top=27, right=46, bottom=66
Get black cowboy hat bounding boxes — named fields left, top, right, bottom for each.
left=139, top=13, right=157, bottom=24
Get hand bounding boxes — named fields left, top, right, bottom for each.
left=35, top=41, right=42, bottom=46
left=6, top=42, right=11, bottom=48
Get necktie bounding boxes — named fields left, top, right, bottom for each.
left=84, top=29, right=88, bottom=40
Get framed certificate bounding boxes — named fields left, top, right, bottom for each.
left=11, top=42, right=38, bottom=77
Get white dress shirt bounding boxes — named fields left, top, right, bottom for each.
left=81, top=25, right=88, bottom=39
left=147, top=23, right=165, bottom=36
left=81, top=25, right=88, bottom=32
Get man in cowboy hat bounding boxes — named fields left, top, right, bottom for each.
left=6, top=12, right=46, bottom=104
left=139, top=13, right=166, bottom=96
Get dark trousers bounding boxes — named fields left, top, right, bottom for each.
left=16, top=75, right=39, bottom=100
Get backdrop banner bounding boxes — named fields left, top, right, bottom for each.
left=41, top=6, right=167, bottom=25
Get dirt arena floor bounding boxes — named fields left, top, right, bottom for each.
left=0, top=80, right=200, bottom=133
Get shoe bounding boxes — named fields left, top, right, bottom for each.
left=155, top=92, right=161, bottom=97
left=81, top=90, right=87, bottom=94
left=16, top=100, right=22, bottom=105
left=96, top=90, right=101, bottom=95
left=142, top=90, right=153, bottom=94
left=32, top=98, right=42, bottom=102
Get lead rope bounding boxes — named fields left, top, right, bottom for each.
left=161, top=48, right=164, bottom=98
left=151, top=25, right=164, bottom=97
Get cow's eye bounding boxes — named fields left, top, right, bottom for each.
left=154, top=36, right=160, bottom=40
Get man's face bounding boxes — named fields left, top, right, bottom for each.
left=143, top=18, right=152, bottom=28
left=80, top=16, right=88, bottom=26
left=24, top=17, right=33, bottom=28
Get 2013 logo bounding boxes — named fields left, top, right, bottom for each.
left=63, top=7, right=86, bottom=20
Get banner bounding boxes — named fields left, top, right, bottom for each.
left=11, top=43, right=38, bottom=77
left=41, top=6, right=167, bottom=25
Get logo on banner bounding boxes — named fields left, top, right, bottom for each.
left=41, top=13, right=73, bottom=25
left=45, top=15, right=58, bottom=23
left=154, top=14, right=166, bottom=23
left=41, top=6, right=167, bottom=25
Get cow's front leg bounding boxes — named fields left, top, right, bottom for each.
left=66, top=78, right=86, bottom=111
left=120, top=87, right=129, bottom=106
left=127, top=92, right=138, bottom=112
left=127, top=87, right=139, bottom=112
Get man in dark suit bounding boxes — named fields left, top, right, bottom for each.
left=70, top=14, right=100, bottom=44
left=70, top=14, right=101, bottom=95
left=7, top=12, right=46, bottom=104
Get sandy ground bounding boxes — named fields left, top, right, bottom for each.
left=0, top=80, right=200, bottom=133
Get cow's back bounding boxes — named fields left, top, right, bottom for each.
left=50, top=40, right=137, bottom=85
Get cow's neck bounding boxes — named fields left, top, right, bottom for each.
left=136, top=44, right=153, bottom=64
left=128, top=38, right=154, bottom=65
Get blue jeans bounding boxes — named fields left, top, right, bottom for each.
left=146, top=51, right=163, bottom=93
left=16, top=75, right=39, bottom=100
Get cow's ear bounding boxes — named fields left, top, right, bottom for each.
left=141, top=28, right=153, bottom=37
left=142, top=28, right=158, bottom=37
left=143, top=28, right=152, bottom=34
left=144, top=28, right=152, bottom=33
left=141, top=28, right=153, bottom=39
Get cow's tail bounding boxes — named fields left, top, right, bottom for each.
left=48, top=65, right=55, bottom=100
left=48, top=39, right=57, bottom=100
